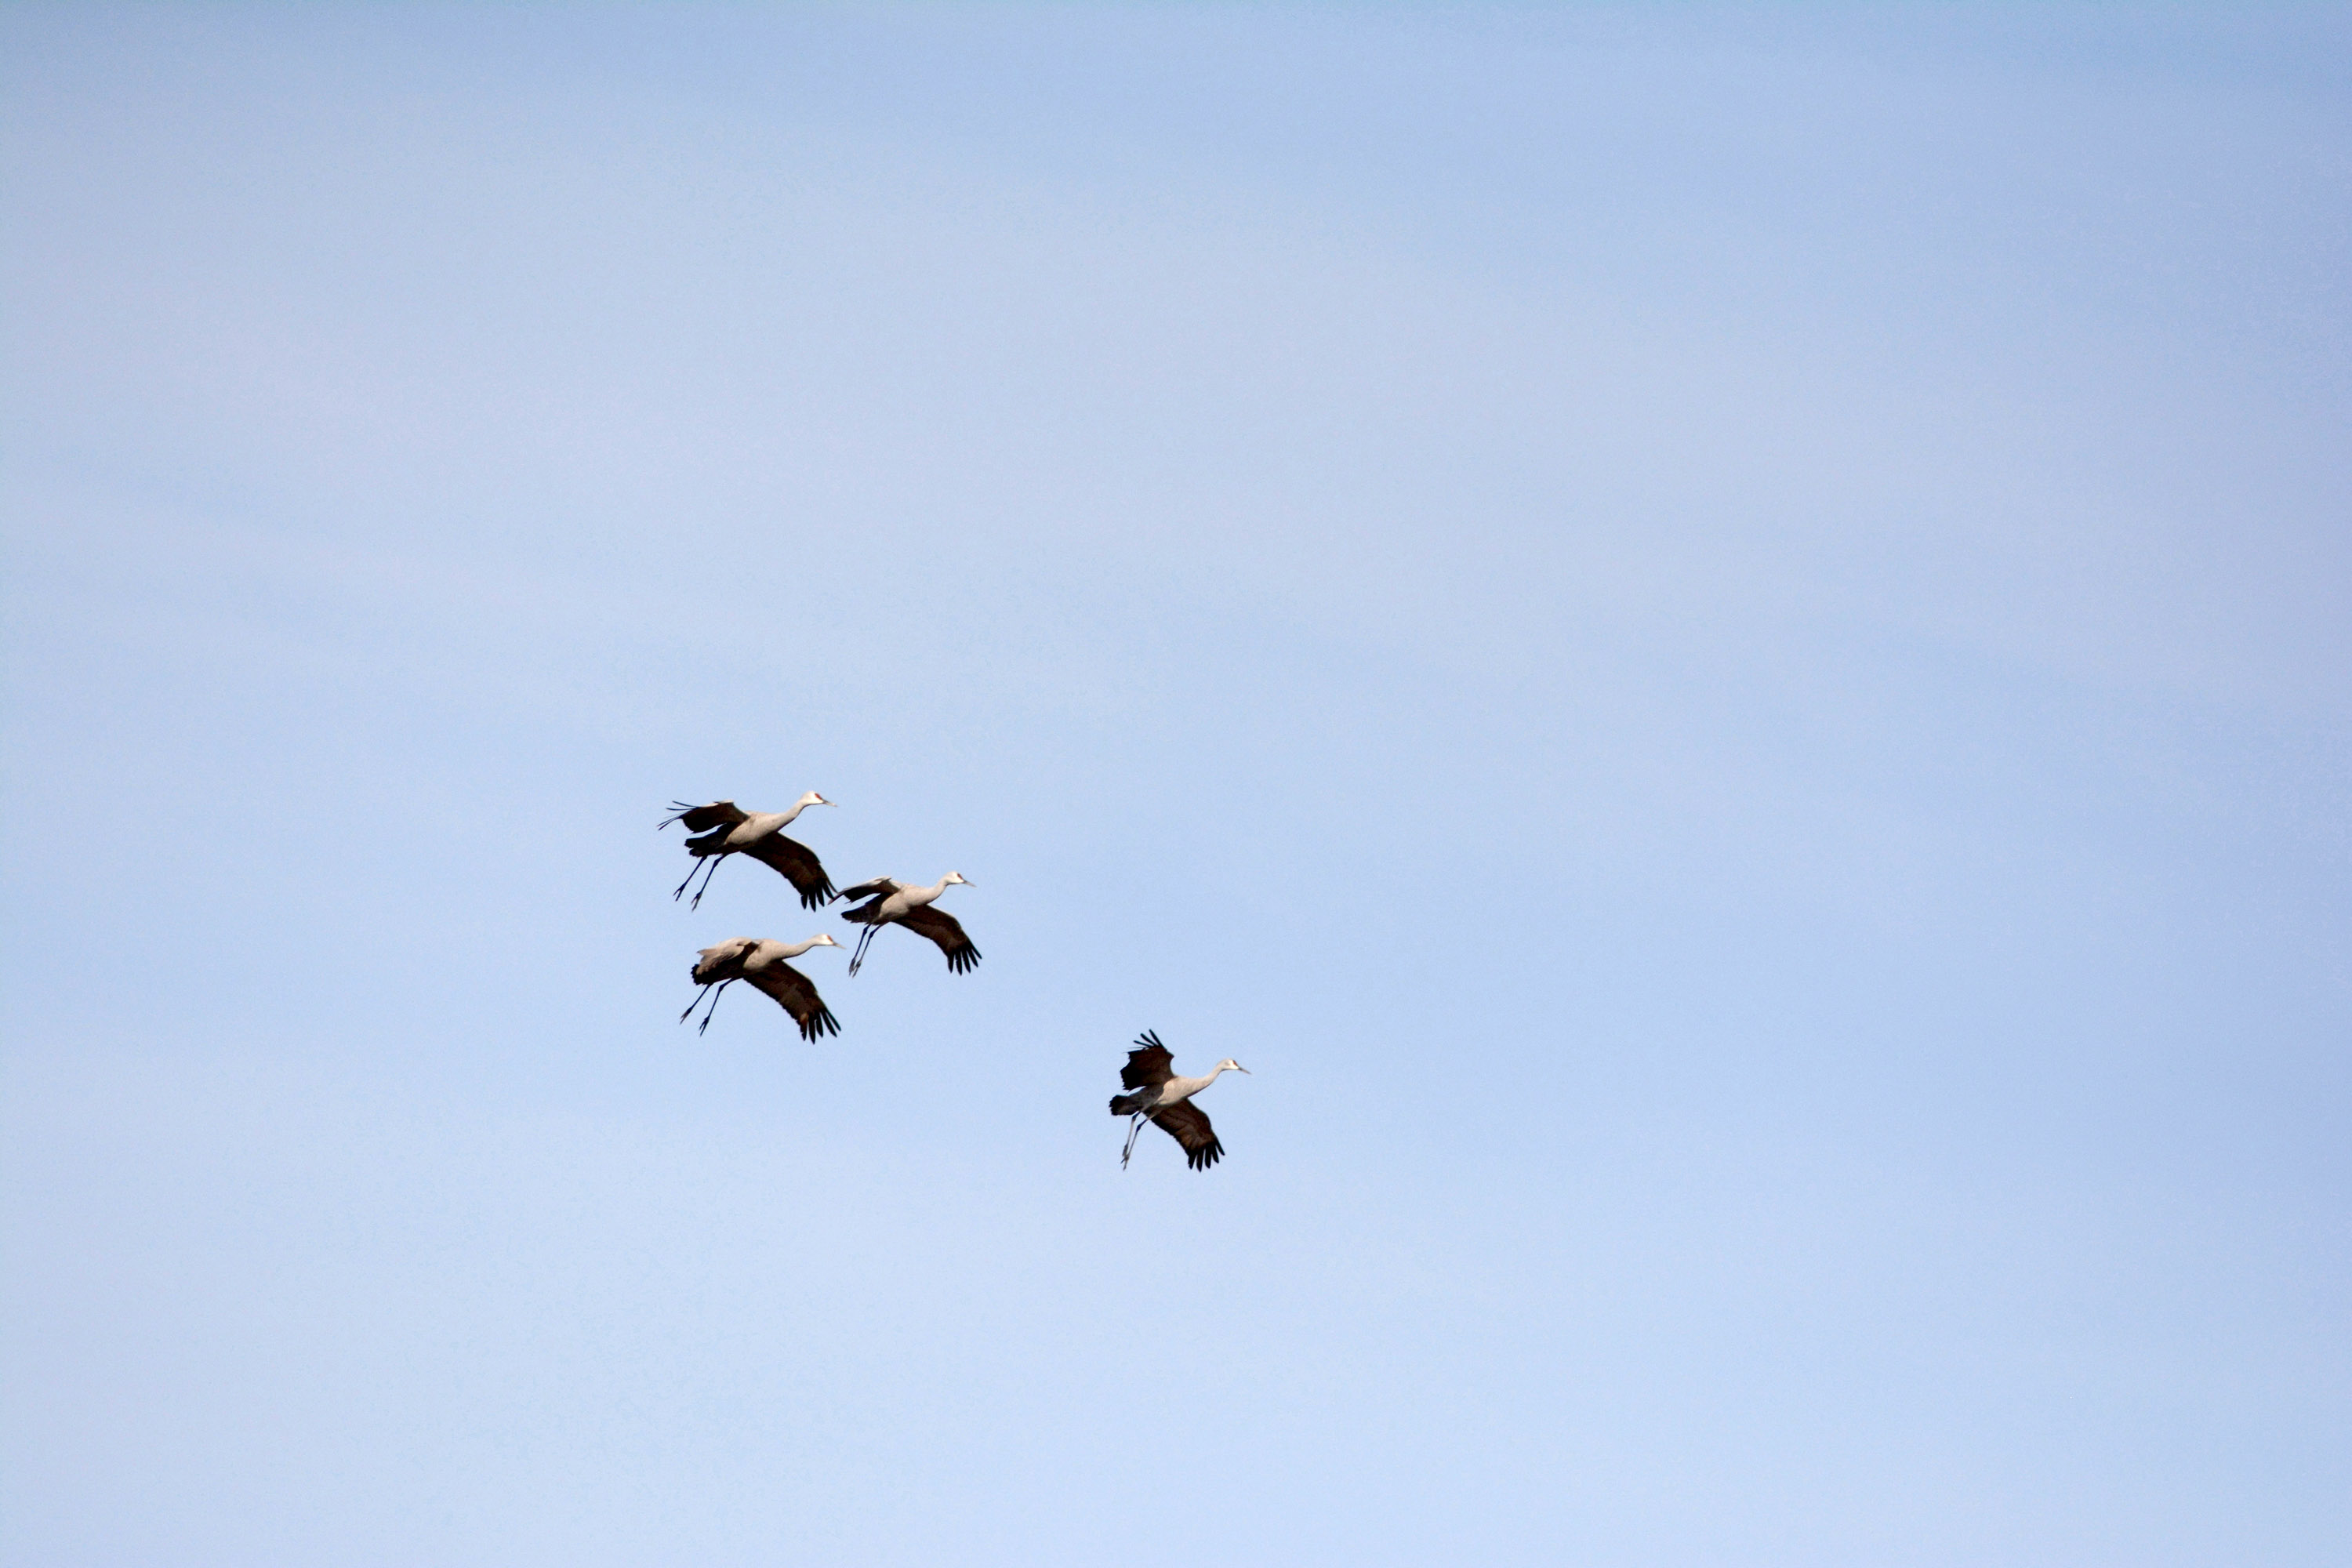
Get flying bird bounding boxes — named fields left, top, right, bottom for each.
left=836, top=873, right=978, bottom=976
left=681, top=935, right=843, bottom=1042
left=1110, top=1029, right=1249, bottom=1171
left=662, top=793, right=838, bottom=910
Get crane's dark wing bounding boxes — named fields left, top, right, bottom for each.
left=897, top=906, right=980, bottom=974
left=743, top=960, right=840, bottom=1043
left=662, top=800, right=745, bottom=833
left=1150, top=1100, right=1225, bottom=1171
left=1121, top=1030, right=1174, bottom=1090
left=838, top=881, right=897, bottom=928
left=690, top=938, right=758, bottom=986
left=739, top=832, right=837, bottom=909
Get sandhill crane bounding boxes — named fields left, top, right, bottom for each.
left=681, top=935, right=843, bottom=1042
left=1109, top=1029, right=1249, bottom=1170
left=836, top=873, right=978, bottom=976
left=662, top=793, right=838, bottom=910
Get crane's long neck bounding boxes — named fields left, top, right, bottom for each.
left=1166, top=1065, right=1225, bottom=1102
left=771, top=801, right=805, bottom=827
left=768, top=937, right=824, bottom=960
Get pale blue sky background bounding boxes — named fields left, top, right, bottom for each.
left=3, top=5, right=2347, bottom=1564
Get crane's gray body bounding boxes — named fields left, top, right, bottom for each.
left=709, top=811, right=790, bottom=852
left=872, top=878, right=947, bottom=920
left=1142, top=1072, right=1221, bottom=1111
left=696, top=935, right=832, bottom=974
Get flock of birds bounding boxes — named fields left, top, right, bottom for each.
left=662, top=790, right=1249, bottom=1171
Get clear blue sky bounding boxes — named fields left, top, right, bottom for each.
left=4, top=5, right=2347, bottom=1563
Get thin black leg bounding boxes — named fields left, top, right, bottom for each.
left=696, top=979, right=734, bottom=1035
left=686, top=854, right=725, bottom=910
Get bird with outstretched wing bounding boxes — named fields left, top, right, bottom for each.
left=1109, top=1029, right=1245, bottom=1171
left=660, top=795, right=840, bottom=910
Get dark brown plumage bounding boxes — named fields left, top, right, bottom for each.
left=1147, top=1100, right=1224, bottom=1170
left=728, top=830, right=836, bottom=908
left=1119, top=1036, right=1174, bottom=1094
left=667, top=801, right=746, bottom=835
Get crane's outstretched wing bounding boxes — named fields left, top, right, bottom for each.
left=744, top=959, right=840, bottom=1043
left=1149, top=1100, right=1225, bottom=1171
left=835, top=877, right=902, bottom=913
left=1120, top=1031, right=1174, bottom=1090
left=740, top=832, right=837, bottom=909
left=662, top=800, right=746, bottom=833
left=690, top=938, right=759, bottom=985
left=897, top=906, right=980, bottom=974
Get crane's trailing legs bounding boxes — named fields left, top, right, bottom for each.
left=1120, top=1112, right=1149, bottom=1169
left=681, top=978, right=733, bottom=1034
left=846, top=922, right=880, bottom=976
left=673, top=852, right=724, bottom=909
left=688, top=855, right=722, bottom=909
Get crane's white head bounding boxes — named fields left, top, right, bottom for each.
left=1214, top=1058, right=1250, bottom=1075
left=943, top=871, right=973, bottom=887
left=807, top=933, right=842, bottom=948
left=797, top=791, right=836, bottom=808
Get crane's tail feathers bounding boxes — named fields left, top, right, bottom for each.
left=1110, top=1091, right=1151, bottom=1117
